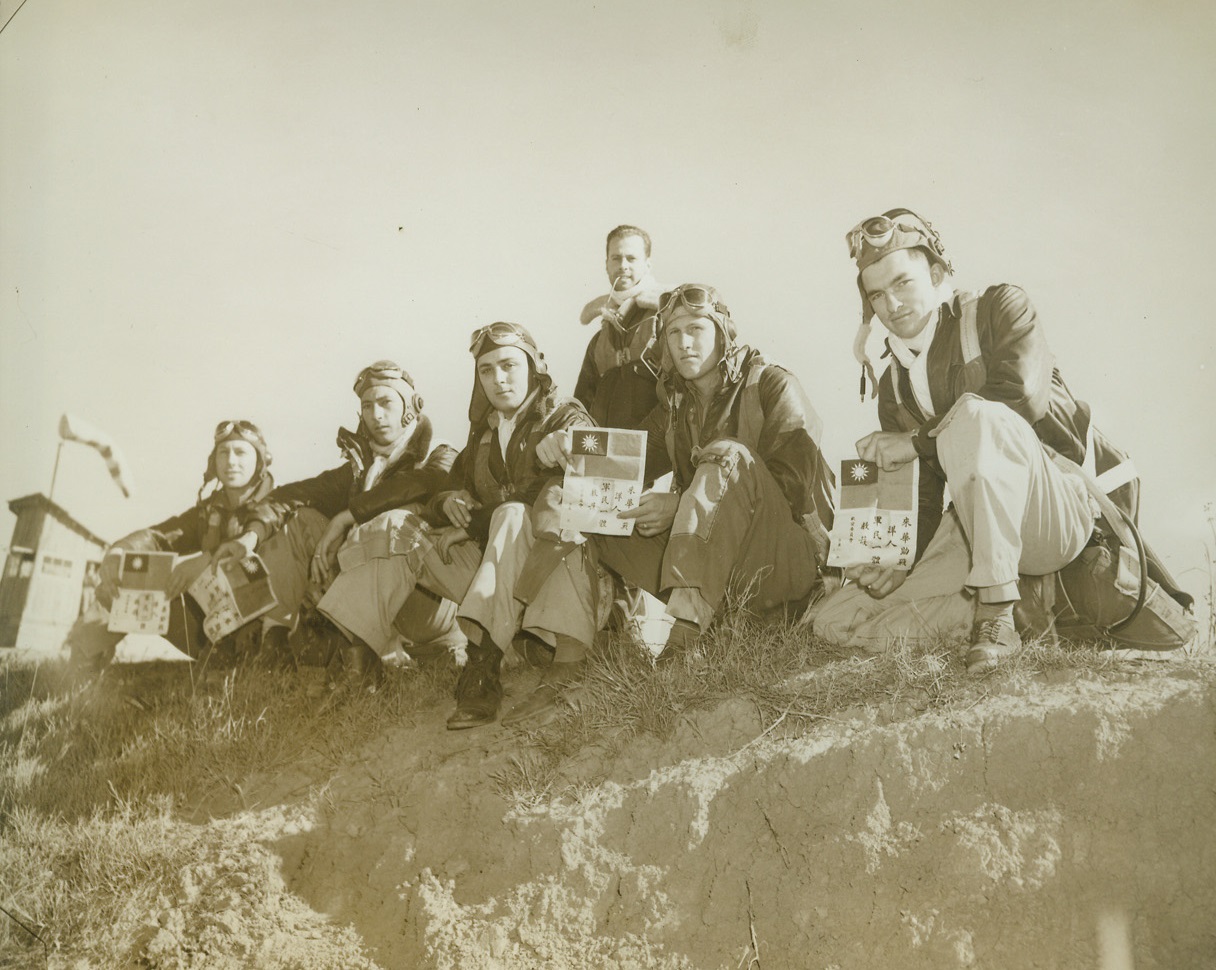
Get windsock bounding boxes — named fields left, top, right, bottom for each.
left=58, top=413, right=134, bottom=497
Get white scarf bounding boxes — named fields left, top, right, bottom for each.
left=886, top=308, right=941, bottom=418
left=362, top=428, right=414, bottom=491
left=606, top=270, right=660, bottom=308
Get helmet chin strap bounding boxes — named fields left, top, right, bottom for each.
left=853, top=317, right=879, bottom=401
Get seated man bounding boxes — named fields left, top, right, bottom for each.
left=220, top=362, right=464, bottom=684
left=812, top=208, right=1189, bottom=671
left=424, top=323, right=598, bottom=729
left=66, top=420, right=320, bottom=672
left=585, top=283, right=836, bottom=661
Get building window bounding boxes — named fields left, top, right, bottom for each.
left=41, top=556, right=73, bottom=578
left=8, top=551, right=36, bottom=580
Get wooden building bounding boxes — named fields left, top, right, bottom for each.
left=0, top=494, right=107, bottom=651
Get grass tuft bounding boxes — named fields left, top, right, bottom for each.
left=494, top=589, right=1213, bottom=806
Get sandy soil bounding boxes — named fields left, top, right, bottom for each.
left=144, top=660, right=1216, bottom=970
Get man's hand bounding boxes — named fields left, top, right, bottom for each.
left=843, top=564, right=908, bottom=599
left=618, top=491, right=680, bottom=538
left=166, top=553, right=212, bottom=599
left=95, top=549, right=124, bottom=608
left=213, top=532, right=257, bottom=563
left=442, top=490, right=481, bottom=529
left=431, top=525, right=469, bottom=565
left=535, top=428, right=572, bottom=470
left=856, top=430, right=918, bottom=471
left=310, top=510, right=354, bottom=588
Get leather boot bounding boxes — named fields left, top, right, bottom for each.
left=337, top=639, right=385, bottom=692
left=501, top=659, right=586, bottom=727
left=256, top=625, right=296, bottom=672
left=446, top=641, right=504, bottom=730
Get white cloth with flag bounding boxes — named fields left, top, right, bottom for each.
left=188, top=554, right=278, bottom=643
left=559, top=428, right=647, bottom=537
left=59, top=413, right=134, bottom=497
left=826, top=459, right=920, bottom=570
left=107, top=550, right=174, bottom=635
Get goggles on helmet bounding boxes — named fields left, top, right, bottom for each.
left=469, top=321, right=528, bottom=354
left=352, top=363, right=412, bottom=394
left=214, top=419, right=262, bottom=443
left=845, top=210, right=949, bottom=267
left=657, top=284, right=730, bottom=321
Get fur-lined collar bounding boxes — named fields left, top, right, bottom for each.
left=336, top=414, right=435, bottom=482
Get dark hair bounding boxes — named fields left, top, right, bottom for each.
left=606, top=224, right=651, bottom=257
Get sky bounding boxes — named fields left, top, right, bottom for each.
left=2, top=0, right=1214, bottom=601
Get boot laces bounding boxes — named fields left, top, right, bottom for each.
left=974, top=616, right=1013, bottom=646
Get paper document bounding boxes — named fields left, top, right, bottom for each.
left=107, top=551, right=175, bottom=635
left=189, top=554, right=277, bottom=643
left=826, top=459, right=919, bottom=570
left=559, top=428, right=647, bottom=536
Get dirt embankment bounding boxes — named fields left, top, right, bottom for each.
left=227, top=664, right=1216, bottom=970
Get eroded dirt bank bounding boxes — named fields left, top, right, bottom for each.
left=268, top=668, right=1216, bottom=969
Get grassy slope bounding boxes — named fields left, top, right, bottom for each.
left=1, top=608, right=1211, bottom=968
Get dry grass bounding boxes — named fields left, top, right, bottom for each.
left=3, top=566, right=1211, bottom=964
left=493, top=590, right=1213, bottom=806
left=0, top=653, right=456, bottom=966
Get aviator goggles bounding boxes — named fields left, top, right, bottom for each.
left=352, top=363, right=413, bottom=394
left=845, top=211, right=949, bottom=267
left=657, top=284, right=730, bottom=320
left=213, top=419, right=263, bottom=443
left=469, top=321, right=528, bottom=353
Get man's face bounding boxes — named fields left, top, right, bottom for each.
left=605, top=234, right=650, bottom=291
left=214, top=440, right=258, bottom=490
left=664, top=310, right=723, bottom=384
left=476, top=345, right=531, bottom=418
left=360, top=386, right=408, bottom=446
left=859, top=248, right=943, bottom=341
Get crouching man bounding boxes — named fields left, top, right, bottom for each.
left=813, top=209, right=1189, bottom=671
left=582, top=283, right=836, bottom=662
left=218, top=362, right=464, bottom=684
left=424, top=323, right=599, bottom=729
left=67, top=420, right=319, bottom=672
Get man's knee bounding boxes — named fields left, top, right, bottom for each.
left=938, top=394, right=1029, bottom=445
left=488, top=501, right=529, bottom=532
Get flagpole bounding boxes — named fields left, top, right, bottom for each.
left=48, top=440, right=65, bottom=506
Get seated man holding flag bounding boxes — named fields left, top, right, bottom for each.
left=546, top=283, right=835, bottom=663
left=66, top=419, right=321, bottom=673
left=812, top=208, right=1192, bottom=670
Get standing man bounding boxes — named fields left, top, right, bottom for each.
left=813, top=208, right=1188, bottom=671
left=574, top=224, right=665, bottom=430
left=571, top=225, right=664, bottom=635
left=584, top=283, right=835, bottom=662
left=219, top=362, right=464, bottom=685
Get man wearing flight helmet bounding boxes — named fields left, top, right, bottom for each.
left=585, top=283, right=836, bottom=662
left=424, top=322, right=598, bottom=730
left=66, top=419, right=317, bottom=673
left=221, top=361, right=465, bottom=685
left=813, top=209, right=1188, bottom=671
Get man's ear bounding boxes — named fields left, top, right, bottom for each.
left=930, top=262, right=945, bottom=286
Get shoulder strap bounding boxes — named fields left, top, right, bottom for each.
left=736, top=361, right=768, bottom=451
left=956, top=291, right=981, bottom=365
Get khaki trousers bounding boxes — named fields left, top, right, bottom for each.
left=596, top=441, right=820, bottom=631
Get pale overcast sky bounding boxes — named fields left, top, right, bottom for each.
left=2, top=0, right=1213, bottom=595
